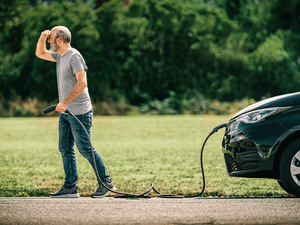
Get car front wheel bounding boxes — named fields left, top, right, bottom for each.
left=280, top=139, right=300, bottom=197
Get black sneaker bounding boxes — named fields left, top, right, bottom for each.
left=49, top=186, right=80, bottom=198
left=91, top=181, right=116, bottom=198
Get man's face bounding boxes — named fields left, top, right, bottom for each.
left=47, top=32, right=59, bottom=52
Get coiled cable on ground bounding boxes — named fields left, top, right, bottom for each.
left=43, top=105, right=227, bottom=198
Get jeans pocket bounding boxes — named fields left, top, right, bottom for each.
left=81, top=111, right=93, bottom=128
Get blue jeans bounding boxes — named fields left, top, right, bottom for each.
left=58, top=109, right=110, bottom=188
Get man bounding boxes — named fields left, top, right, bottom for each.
left=36, top=26, right=116, bottom=198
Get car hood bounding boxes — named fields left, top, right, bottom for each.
left=232, top=92, right=300, bottom=119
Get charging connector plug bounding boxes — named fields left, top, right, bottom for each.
left=211, top=123, right=228, bottom=135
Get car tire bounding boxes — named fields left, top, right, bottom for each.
left=279, top=139, right=300, bottom=197
left=277, top=180, right=289, bottom=193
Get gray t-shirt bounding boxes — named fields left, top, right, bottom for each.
left=51, top=48, right=92, bottom=115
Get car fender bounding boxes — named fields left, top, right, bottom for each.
left=270, top=124, right=300, bottom=175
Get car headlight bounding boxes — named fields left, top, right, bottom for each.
left=236, top=107, right=291, bottom=124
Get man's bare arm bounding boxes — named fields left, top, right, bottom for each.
left=35, top=30, right=55, bottom=62
left=55, top=70, right=87, bottom=113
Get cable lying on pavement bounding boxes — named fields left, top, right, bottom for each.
left=43, top=105, right=227, bottom=198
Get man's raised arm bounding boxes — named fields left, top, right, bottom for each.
left=35, top=30, right=55, bottom=62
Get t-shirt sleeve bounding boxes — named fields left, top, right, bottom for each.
left=71, top=54, right=88, bottom=75
left=51, top=52, right=59, bottom=61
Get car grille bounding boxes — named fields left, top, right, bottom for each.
left=224, top=153, right=242, bottom=173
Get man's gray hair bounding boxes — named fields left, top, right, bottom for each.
left=56, top=29, right=71, bottom=43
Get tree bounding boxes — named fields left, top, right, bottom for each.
left=0, top=0, right=28, bottom=99
left=17, top=1, right=98, bottom=101
left=268, top=0, right=300, bottom=33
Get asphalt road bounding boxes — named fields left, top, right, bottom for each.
left=0, top=197, right=299, bottom=225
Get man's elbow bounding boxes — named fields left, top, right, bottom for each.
left=35, top=50, right=47, bottom=59
left=35, top=51, right=42, bottom=58
left=82, top=81, right=87, bottom=89
left=77, top=80, right=87, bottom=89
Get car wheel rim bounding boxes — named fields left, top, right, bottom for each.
left=290, top=150, right=300, bottom=187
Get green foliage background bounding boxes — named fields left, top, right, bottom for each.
left=0, top=0, right=300, bottom=115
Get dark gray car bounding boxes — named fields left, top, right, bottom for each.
left=222, top=92, right=300, bottom=196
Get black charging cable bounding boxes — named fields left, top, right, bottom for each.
left=43, top=105, right=227, bottom=198
left=153, top=122, right=228, bottom=198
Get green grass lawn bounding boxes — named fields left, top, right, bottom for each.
left=0, top=115, right=289, bottom=197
